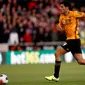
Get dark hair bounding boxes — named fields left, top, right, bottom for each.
left=60, top=2, right=72, bottom=10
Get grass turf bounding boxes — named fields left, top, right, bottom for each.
left=0, top=62, right=85, bottom=85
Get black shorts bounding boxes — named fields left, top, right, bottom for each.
left=61, top=39, right=82, bottom=55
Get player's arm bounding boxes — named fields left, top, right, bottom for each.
left=57, top=24, right=64, bottom=32
left=73, top=11, right=85, bottom=18
left=57, top=15, right=64, bottom=32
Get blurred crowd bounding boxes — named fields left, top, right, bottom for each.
left=0, top=0, right=85, bottom=47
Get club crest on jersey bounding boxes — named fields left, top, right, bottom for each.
left=62, top=20, right=66, bottom=25
left=62, top=19, right=71, bottom=25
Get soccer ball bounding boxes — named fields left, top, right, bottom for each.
left=0, top=74, right=8, bottom=84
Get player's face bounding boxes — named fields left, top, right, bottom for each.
left=60, top=4, right=69, bottom=14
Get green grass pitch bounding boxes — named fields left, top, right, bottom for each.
left=0, top=62, right=85, bottom=85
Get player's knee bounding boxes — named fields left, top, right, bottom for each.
left=55, top=50, right=62, bottom=56
left=77, top=60, right=85, bottom=65
left=54, top=51, right=61, bottom=59
left=77, top=61, right=82, bottom=65
left=54, top=52, right=59, bottom=57
left=54, top=52, right=60, bottom=61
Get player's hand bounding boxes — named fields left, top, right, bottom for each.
left=57, top=25, right=64, bottom=32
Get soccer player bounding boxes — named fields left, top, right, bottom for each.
left=45, top=4, right=85, bottom=82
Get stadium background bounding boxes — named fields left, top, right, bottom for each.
left=0, top=0, right=85, bottom=64
left=0, top=0, right=85, bottom=85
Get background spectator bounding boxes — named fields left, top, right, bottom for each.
left=0, top=0, right=85, bottom=49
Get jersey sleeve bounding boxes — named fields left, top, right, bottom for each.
left=73, top=11, right=85, bottom=18
left=58, top=15, right=62, bottom=28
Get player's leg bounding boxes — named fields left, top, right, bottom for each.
left=45, top=46, right=67, bottom=81
left=68, top=39, right=85, bottom=65
left=74, top=53, right=85, bottom=65
left=54, top=46, right=67, bottom=78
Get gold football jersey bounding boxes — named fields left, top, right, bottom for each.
left=58, top=11, right=84, bottom=40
